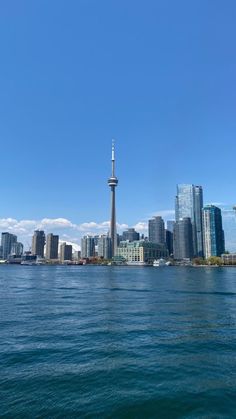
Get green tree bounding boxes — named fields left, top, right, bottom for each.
left=193, top=257, right=206, bottom=265
left=207, top=256, right=223, bottom=266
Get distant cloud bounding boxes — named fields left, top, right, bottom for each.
left=39, top=218, right=76, bottom=229
left=0, top=217, right=128, bottom=251
left=1, top=210, right=235, bottom=253
left=133, top=222, right=148, bottom=233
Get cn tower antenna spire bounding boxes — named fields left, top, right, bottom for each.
left=108, top=140, right=118, bottom=257
left=112, top=139, right=115, bottom=177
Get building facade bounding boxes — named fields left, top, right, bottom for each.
left=46, top=233, right=59, bottom=259
left=117, top=240, right=168, bottom=265
left=122, top=228, right=140, bottom=242
left=221, top=254, right=236, bottom=265
left=202, top=205, right=225, bottom=258
left=148, top=216, right=165, bottom=244
left=60, top=242, right=73, bottom=262
left=32, top=230, right=45, bottom=257
left=1, top=232, right=17, bottom=259
left=81, top=236, right=95, bottom=258
left=11, top=242, right=24, bottom=256
left=166, top=220, right=175, bottom=233
left=175, top=184, right=204, bottom=257
left=165, top=230, right=173, bottom=256
left=97, top=235, right=112, bottom=259
left=173, top=217, right=194, bottom=260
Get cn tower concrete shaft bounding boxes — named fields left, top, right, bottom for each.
left=108, top=142, right=118, bottom=257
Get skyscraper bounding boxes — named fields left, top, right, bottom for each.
left=202, top=205, right=225, bottom=258
left=166, top=220, right=175, bottom=233
left=97, top=235, right=112, bottom=259
left=46, top=234, right=59, bottom=259
left=1, top=232, right=17, bottom=259
left=108, top=141, right=118, bottom=257
left=122, top=228, right=140, bottom=242
left=173, top=217, right=194, bottom=260
left=81, top=236, right=95, bottom=258
left=194, top=186, right=204, bottom=257
left=32, top=230, right=45, bottom=257
left=11, top=242, right=24, bottom=256
left=148, top=216, right=165, bottom=244
left=175, top=184, right=204, bottom=257
left=60, top=242, right=72, bottom=262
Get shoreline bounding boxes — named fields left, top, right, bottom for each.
left=0, top=263, right=236, bottom=268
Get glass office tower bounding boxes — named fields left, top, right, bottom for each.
left=175, top=184, right=203, bottom=257
left=203, top=205, right=225, bottom=258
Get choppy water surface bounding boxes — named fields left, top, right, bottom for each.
left=1, top=265, right=236, bottom=418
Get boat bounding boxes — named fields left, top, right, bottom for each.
left=21, top=254, right=37, bottom=265
left=153, top=258, right=167, bottom=267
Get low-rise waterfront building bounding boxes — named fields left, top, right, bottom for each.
left=221, top=254, right=236, bottom=265
left=116, top=240, right=168, bottom=265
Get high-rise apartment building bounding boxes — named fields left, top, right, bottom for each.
left=175, top=184, right=203, bottom=257
left=122, top=228, right=140, bottom=242
left=1, top=232, right=17, bottom=259
left=202, top=205, right=225, bottom=258
left=148, top=216, right=165, bottom=244
left=11, top=242, right=24, bottom=256
left=60, top=242, right=72, bottom=262
left=32, top=230, right=45, bottom=257
left=194, top=186, right=204, bottom=257
left=81, top=236, right=95, bottom=258
left=97, top=235, right=112, bottom=259
left=46, top=233, right=59, bottom=259
left=166, top=220, right=175, bottom=233
left=173, top=217, right=194, bottom=260
left=165, top=221, right=175, bottom=256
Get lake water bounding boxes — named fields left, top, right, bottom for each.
left=1, top=265, right=236, bottom=418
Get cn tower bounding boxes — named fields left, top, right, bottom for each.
left=108, top=141, right=118, bottom=257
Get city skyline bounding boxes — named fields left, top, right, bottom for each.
left=1, top=2, right=236, bottom=251
left=0, top=201, right=235, bottom=253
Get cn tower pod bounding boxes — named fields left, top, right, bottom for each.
left=108, top=176, right=118, bottom=187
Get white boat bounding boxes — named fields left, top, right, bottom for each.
left=126, top=261, right=147, bottom=266
left=153, top=258, right=167, bottom=267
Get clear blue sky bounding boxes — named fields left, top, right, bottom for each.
left=0, top=0, right=236, bottom=239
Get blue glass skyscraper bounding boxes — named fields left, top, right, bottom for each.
left=203, top=205, right=225, bottom=258
left=175, top=184, right=204, bottom=257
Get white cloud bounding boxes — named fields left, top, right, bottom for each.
left=133, top=222, right=148, bottom=233
left=39, top=218, right=76, bottom=229
left=0, top=217, right=128, bottom=250
left=59, top=239, right=81, bottom=252
left=0, top=210, right=236, bottom=253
